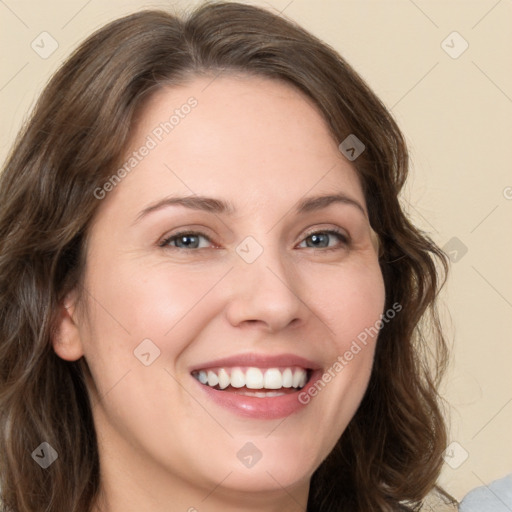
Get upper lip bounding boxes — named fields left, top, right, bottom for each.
left=189, top=353, right=322, bottom=373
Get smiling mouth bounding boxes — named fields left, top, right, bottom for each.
left=191, top=366, right=312, bottom=397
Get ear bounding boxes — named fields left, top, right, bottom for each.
left=52, top=289, right=85, bottom=361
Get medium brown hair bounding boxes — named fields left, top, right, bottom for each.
left=0, top=2, right=450, bottom=511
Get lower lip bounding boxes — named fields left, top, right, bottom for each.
left=193, top=369, right=323, bottom=419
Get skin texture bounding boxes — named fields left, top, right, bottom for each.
left=53, top=75, right=386, bottom=512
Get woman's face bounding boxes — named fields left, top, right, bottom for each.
left=56, top=75, right=385, bottom=507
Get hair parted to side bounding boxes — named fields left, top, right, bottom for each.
left=0, top=2, right=451, bottom=511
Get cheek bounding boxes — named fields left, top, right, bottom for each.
left=79, top=258, right=230, bottom=370
left=296, top=258, right=385, bottom=421
left=304, top=257, right=386, bottom=345
left=121, top=262, right=231, bottom=345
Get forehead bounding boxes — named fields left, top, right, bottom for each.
left=100, top=74, right=365, bottom=218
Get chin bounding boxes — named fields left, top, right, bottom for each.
left=207, top=439, right=320, bottom=494
left=219, top=465, right=311, bottom=495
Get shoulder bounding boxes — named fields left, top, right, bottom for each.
left=459, top=473, right=512, bottom=512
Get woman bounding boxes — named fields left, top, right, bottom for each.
left=0, top=2, right=454, bottom=511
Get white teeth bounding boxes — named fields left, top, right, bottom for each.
left=245, top=367, right=264, bottom=389
left=264, top=368, right=282, bottom=389
left=282, top=368, right=293, bottom=388
left=292, top=369, right=304, bottom=388
left=218, top=368, right=230, bottom=389
left=193, top=366, right=309, bottom=391
left=207, top=370, right=219, bottom=387
left=230, top=368, right=245, bottom=388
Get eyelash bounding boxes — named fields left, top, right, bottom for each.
left=158, top=228, right=350, bottom=252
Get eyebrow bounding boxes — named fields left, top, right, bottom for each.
left=133, top=192, right=366, bottom=224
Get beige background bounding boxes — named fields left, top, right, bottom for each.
left=1, top=0, right=511, bottom=502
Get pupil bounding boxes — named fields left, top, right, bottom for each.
left=309, top=233, right=328, bottom=247
left=179, top=235, right=198, bottom=248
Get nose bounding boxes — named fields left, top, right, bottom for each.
left=224, top=249, right=306, bottom=333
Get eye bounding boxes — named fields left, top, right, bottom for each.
left=159, top=231, right=214, bottom=250
left=158, top=228, right=349, bottom=251
left=297, top=229, right=349, bottom=250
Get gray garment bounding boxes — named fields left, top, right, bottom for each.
left=460, top=474, right=512, bottom=512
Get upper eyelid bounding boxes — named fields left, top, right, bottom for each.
left=303, top=226, right=348, bottom=238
